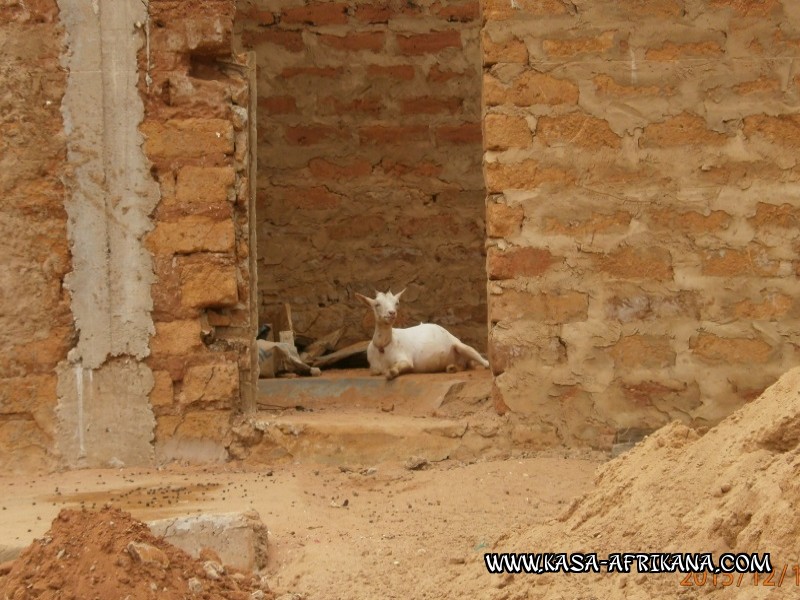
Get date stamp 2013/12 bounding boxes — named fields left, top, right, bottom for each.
left=680, top=565, right=800, bottom=588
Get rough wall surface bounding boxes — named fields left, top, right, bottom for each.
left=483, top=0, right=800, bottom=447
left=235, top=0, right=487, bottom=349
left=0, top=0, right=71, bottom=472
left=55, top=0, right=159, bottom=468
left=141, top=0, right=257, bottom=462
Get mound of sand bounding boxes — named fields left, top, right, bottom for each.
left=0, top=506, right=273, bottom=600
left=471, top=366, right=800, bottom=599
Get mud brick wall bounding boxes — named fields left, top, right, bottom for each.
left=141, top=0, right=257, bottom=462
left=483, top=0, right=800, bottom=447
left=0, top=1, right=72, bottom=472
left=235, top=0, right=486, bottom=349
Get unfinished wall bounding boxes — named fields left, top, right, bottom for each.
left=141, top=0, right=258, bottom=462
left=483, top=0, right=800, bottom=447
left=0, top=0, right=72, bottom=472
left=1, top=0, right=256, bottom=472
left=235, top=0, right=486, bottom=350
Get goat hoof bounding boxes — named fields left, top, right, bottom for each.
left=445, top=364, right=458, bottom=374
left=386, top=368, right=399, bottom=380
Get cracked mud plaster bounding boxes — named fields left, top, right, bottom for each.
left=56, top=0, right=159, bottom=467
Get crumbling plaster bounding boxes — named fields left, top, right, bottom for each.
left=55, top=0, right=160, bottom=468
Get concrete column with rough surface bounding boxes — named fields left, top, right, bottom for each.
left=55, top=0, right=159, bottom=468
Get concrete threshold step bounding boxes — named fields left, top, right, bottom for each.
left=256, top=368, right=491, bottom=417
left=246, top=410, right=471, bottom=466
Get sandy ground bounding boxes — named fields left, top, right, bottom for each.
left=6, top=367, right=800, bottom=599
left=0, top=452, right=602, bottom=599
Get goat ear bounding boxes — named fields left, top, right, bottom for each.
left=355, top=293, right=375, bottom=308
left=394, top=288, right=406, bottom=300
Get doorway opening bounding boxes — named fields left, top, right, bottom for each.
left=233, top=0, right=487, bottom=378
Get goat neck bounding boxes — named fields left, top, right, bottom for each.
left=372, top=317, right=394, bottom=353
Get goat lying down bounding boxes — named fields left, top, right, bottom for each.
left=356, top=289, right=489, bottom=380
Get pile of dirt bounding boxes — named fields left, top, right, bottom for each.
left=0, top=506, right=273, bottom=600
left=465, top=366, right=800, bottom=599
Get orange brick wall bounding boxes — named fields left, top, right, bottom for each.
left=235, top=0, right=487, bottom=350
left=483, top=0, right=800, bottom=446
left=0, top=0, right=71, bottom=471
left=141, top=0, right=257, bottom=460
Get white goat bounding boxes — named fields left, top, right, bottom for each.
left=356, top=289, right=489, bottom=380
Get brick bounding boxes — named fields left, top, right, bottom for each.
left=435, top=123, right=481, bottom=144
left=149, top=12, right=233, bottom=55
left=147, top=216, right=235, bottom=255
left=735, top=77, right=781, bottom=95
left=150, top=370, right=174, bottom=407
left=640, top=113, right=729, bottom=148
left=180, top=362, right=239, bottom=406
left=396, top=30, right=462, bottom=55
left=622, top=380, right=699, bottom=411
left=282, top=2, right=348, bottom=25
left=278, top=186, right=343, bottom=210
left=236, top=6, right=275, bottom=26
left=610, top=335, right=675, bottom=369
left=543, top=31, right=615, bottom=58
left=309, top=158, right=372, bottom=180
left=319, top=32, right=386, bottom=51
left=280, top=66, right=343, bottom=79
left=481, top=31, right=528, bottom=64
left=0, top=374, right=56, bottom=421
left=537, top=113, right=621, bottom=149
left=690, top=332, right=772, bottom=364
left=709, top=0, right=780, bottom=16
left=367, top=64, right=415, bottom=80
left=150, top=255, right=184, bottom=321
left=748, top=202, right=800, bottom=229
left=327, top=215, right=384, bottom=240
left=319, top=96, right=382, bottom=116
left=151, top=319, right=204, bottom=356
left=484, top=114, right=532, bottom=149
left=649, top=209, right=732, bottom=234
left=11, top=327, right=73, bottom=375
left=427, top=64, right=464, bottom=82
left=731, top=293, right=794, bottom=320
left=180, top=259, right=238, bottom=309
left=240, top=29, right=304, bottom=52
left=141, top=119, right=234, bottom=159
left=379, top=159, right=442, bottom=178
left=481, top=0, right=567, bottom=20
left=701, top=245, right=780, bottom=277
left=597, top=246, right=673, bottom=281
left=593, top=74, right=668, bottom=98
left=400, top=96, right=462, bottom=115
left=605, top=289, right=702, bottom=322
left=5, top=0, right=59, bottom=22
left=436, top=1, right=480, bottom=21
left=543, top=211, right=631, bottom=237
left=487, top=247, right=556, bottom=280
left=484, top=160, right=573, bottom=192
left=490, top=289, right=588, bottom=323
left=359, top=125, right=428, bottom=144
left=484, top=71, right=579, bottom=107
left=645, top=41, right=724, bottom=61
left=259, top=95, right=297, bottom=115
left=353, top=4, right=395, bottom=23
left=156, top=410, right=231, bottom=444
left=743, top=114, right=800, bottom=146
left=284, top=124, right=341, bottom=146
left=616, top=0, right=683, bottom=17
left=176, top=166, right=235, bottom=204
left=487, top=202, right=524, bottom=237
left=398, top=214, right=459, bottom=238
